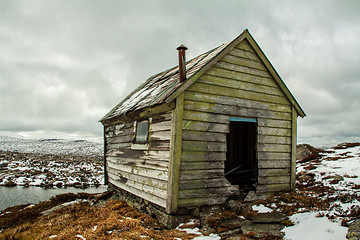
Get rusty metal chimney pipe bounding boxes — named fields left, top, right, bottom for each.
left=177, top=44, right=188, bottom=83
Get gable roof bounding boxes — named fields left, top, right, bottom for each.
left=100, top=29, right=305, bottom=122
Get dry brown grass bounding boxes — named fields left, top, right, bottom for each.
left=0, top=199, right=198, bottom=240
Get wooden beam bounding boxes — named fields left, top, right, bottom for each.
left=103, top=125, right=109, bottom=185
left=166, top=92, right=184, bottom=214
left=290, top=106, right=298, bottom=190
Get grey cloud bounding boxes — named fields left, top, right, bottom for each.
left=0, top=0, right=359, bottom=147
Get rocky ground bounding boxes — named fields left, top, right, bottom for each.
left=0, top=151, right=104, bottom=188
left=0, top=136, right=104, bottom=188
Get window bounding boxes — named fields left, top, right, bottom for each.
left=135, top=120, right=149, bottom=143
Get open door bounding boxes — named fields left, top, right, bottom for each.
left=225, top=117, right=257, bottom=188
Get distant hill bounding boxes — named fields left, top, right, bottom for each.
left=0, top=136, right=103, bottom=158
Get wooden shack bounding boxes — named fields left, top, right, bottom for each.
left=100, top=29, right=305, bottom=216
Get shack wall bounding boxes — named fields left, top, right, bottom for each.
left=178, top=39, right=293, bottom=208
left=105, top=110, right=173, bottom=208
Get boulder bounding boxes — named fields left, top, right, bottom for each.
left=250, top=212, right=288, bottom=223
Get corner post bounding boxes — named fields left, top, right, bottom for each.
left=166, top=93, right=184, bottom=214
left=290, top=106, right=297, bottom=190
left=103, top=125, right=109, bottom=185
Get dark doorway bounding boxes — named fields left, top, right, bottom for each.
left=225, top=118, right=257, bottom=188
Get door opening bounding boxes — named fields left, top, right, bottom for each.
left=225, top=118, right=257, bottom=188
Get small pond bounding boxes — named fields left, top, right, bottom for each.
left=0, top=186, right=107, bottom=211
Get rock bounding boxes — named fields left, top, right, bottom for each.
left=296, top=144, right=321, bottom=161
left=251, top=212, right=288, bottom=223
left=241, top=222, right=285, bottom=239
left=220, top=218, right=249, bottom=229
left=244, top=191, right=269, bottom=202
left=330, top=175, right=344, bottom=184
left=347, top=219, right=360, bottom=239
left=41, top=200, right=79, bottom=216
left=219, top=228, right=244, bottom=238
left=226, top=199, right=247, bottom=213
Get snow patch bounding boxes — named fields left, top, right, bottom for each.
left=282, top=212, right=347, bottom=240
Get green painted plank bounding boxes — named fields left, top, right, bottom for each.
left=184, top=91, right=292, bottom=113
left=181, top=151, right=226, bottom=162
left=182, top=140, right=227, bottom=152
left=182, top=130, right=227, bottom=142
left=198, top=74, right=284, bottom=96
left=188, top=82, right=290, bottom=105
left=183, top=99, right=292, bottom=120
left=221, top=54, right=268, bottom=71
left=182, top=119, right=229, bottom=133
left=206, top=66, right=277, bottom=87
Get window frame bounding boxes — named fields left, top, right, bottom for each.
left=134, top=119, right=149, bottom=143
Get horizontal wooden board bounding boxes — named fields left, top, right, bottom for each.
left=150, top=120, right=172, bottom=132
left=178, top=197, right=228, bottom=208
left=125, top=178, right=167, bottom=199
left=141, top=150, right=170, bottom=161
left=106, top=134, right=133, bottom=144
left=237, top=39, right=256, bottom=53
left=257, top=135, right=292, bottom=145
left=188, top=82, right=290, bottom=106
left=180, top=160, right=224, bottom=170
left=151, top=112, right=172, bottom=124
left=108, top=156, right=168, bottom=171
left=256, top=183, right=291, bottom=193
left=184, top=91, right=291, bottom=113
left=107, top=160, right=168, bottom=181
left=179, top=178, right=230, bottom=190
left=216, top=61, right=272, bottom=79
left=258, top=126, right=292, bottom=136
left=258, top=160, right=290, bottom=168
left=106, top=142, right=132, bottom=150
left=183, top=109, right=228, bottom=124
left=181, top=151, right=226, bottom=162
left=230, top=47, right=260, bottom=61
left=257, top=143, right=291, bottom=153
left=206, top=66, right=277, bottom=87
left=179, top=186, right=238, bottom=198
left=198, top=74, right=284, bottom=97
left=258, top=152, right=291, bottom=160
left=258, top=168, right=290, bottom=177
left=221, top=54, right=267, bottom=71
left=257, top=118, right=291, bottom=128
left=258, top=176, right=290, bottom=185
left=108, top=173, right=167, bottom=208
left=182, top=130, right=227, bottom=142
left=150, top=130, right=171, bottom=141
left=182, top=120, right=229, bottom=133
left=149, top=140, right=170, bottom=151
left=182, top=140, right=227, bottom=152
left=108, top=167, right=167, bottom=190
left=179, top=169, right=224, bottom=180
left=184, top=100, right=291, bottom=120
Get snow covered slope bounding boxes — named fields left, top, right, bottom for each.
left=0, top=136, right=102, bottom=158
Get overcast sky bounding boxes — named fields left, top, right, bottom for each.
left=0, top=0, right=359, bottom=147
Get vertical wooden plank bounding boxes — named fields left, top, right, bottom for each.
left=166, top=94, right=184, bottom=214
left=290, top=106, right=297, bottom=190
left=103, top=125, right=109, bottom=185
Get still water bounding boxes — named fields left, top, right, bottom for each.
left=0, top=186, right=107, bottom=211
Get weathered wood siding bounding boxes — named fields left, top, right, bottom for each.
left=178, top=39, right=293, bottom=207
left=105, top=111, right=172, bottom=208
